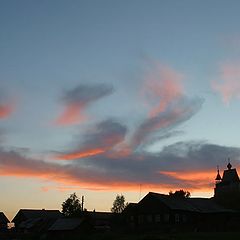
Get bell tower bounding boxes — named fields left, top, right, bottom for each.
left=214, top=159, right=240, bottom=209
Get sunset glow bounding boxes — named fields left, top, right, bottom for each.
left=56, top=148, right=105, bottom=160
left=1, top=0, right=240, bottom=221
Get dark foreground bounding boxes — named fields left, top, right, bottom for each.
left=2, top=232, right=240, bottom=240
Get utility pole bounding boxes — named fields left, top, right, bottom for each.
left=81, top=196, right=84, bottom=211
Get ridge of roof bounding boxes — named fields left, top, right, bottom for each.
left=0, top=212, right=10, bottom=223
left=142, top=192, right=234, bottom=213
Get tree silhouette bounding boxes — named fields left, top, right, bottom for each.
left=111, top=194, right=127, bottom=213
left=169, top=189, right=190, bottom=198
left=62, top=192, right=82, bottom=217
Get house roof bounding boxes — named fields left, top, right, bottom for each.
left=0, top=212, right=10, bottom=224
left=123, top=203, right=138, bottom=214
left=18, top=218, right=42, bottom=229
left=187, top=198, right=234, bottom=213
left=147, top=192, right=198, bottom=212
left=140, top=192, right=233, bottom=213
left=12, top=209, right=62, bottom=223
left=48, top=218, right=83, bottom=231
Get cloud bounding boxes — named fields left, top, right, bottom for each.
left=212, top=63, right=240, bottom=104
left=132, top=98, right=203, bottom=149
left=0, top=100, right=15, bottom=119
left=142, top=63, right=184, bottom=117
left=55, top=62, right=203, bottom=159
left=54, top=83, right=114, bottom=126
left=0, top=62, right=215, bottom=194
left=131, top=62, right=203, bottom=149
left=56, top=119, right=128, bottom=160
left=1, top=142, right=239, bottom=194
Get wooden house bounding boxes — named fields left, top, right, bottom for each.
left=124, top=192, right=236, bottom=232
left=12, top=209, right=62, bottom=233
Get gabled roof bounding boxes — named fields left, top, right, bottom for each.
left=146, top=192, right=198, bottom=212
left=140, top=192, right=234, bottom=213
left=49, top=218, right=83, bottom=231
left=187, top=198, right=234, bottom=213
left=12, top=209, right=62, bottom=223
left=123, top=203, right=138, bottom=214
left=18, top=218, right=42, bottom=229
left=0, top=212, right=10, bottom=224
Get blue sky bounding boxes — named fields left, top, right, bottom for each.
left=1, top=0, right=240, bottom=219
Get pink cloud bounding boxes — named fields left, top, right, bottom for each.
left=54, top=84, right=113, bottom=126
left=54, top=103, right=87, bottom=126
left=142, top=63, right=184, bottom=117
left=55, top=120, right=127, bottom=160
left=56, top=148, right=105, bottom=160
left=131, top=62, right=202, bottom=148
left=212, top=63, right=240, bottom=104
left=0, top=101, right=15, bottom=119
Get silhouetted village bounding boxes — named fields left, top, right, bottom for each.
left=2, top=163, right=240, bottom=239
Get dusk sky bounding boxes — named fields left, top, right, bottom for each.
left=1, top=0, right=240, bottom=220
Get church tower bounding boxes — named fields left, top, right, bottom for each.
left=214, top=160, right=240, bottom=208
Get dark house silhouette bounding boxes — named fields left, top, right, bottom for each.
left=124, top=163, right=240, bottom=232
left=12, top=209, right=62, bottom=233
left=124, top=192, right=235, bottom=232
left=0, top=212, right=9, bottom=231
left=48, top=217, right=86, bottom=238
left=48, top=211, right=112, bottom=238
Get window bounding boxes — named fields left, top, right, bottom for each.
left=175, top=214, right=180, bottom=223
left=164, top=213, right=170, bottom=223
left=147, top=215, right=152, bottom=223
left=182, top=214, right=187, bottom=223
left=138, top=215, right=144, bottom=224
left=155, top=214, right=161, bottom=223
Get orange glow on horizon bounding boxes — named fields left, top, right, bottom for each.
left=0, top=164, right=214, bottom=194
left=159, top=170, right=215, bottom=182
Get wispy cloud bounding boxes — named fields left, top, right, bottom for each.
left=54, top=84, right=114, bottom=126
left=212, top=63, right=240, bottom=104
left=56, top=119, right=127, bottom=160
left=132, top=62, right=203, bottom=149
left=142, top=63, right=184, bottom=117
left=132, top=98, right=203, bottom=149
left=55, top=62, right=203, bottom=159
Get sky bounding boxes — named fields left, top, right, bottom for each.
left=1, top=0, right=240, bottom=220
